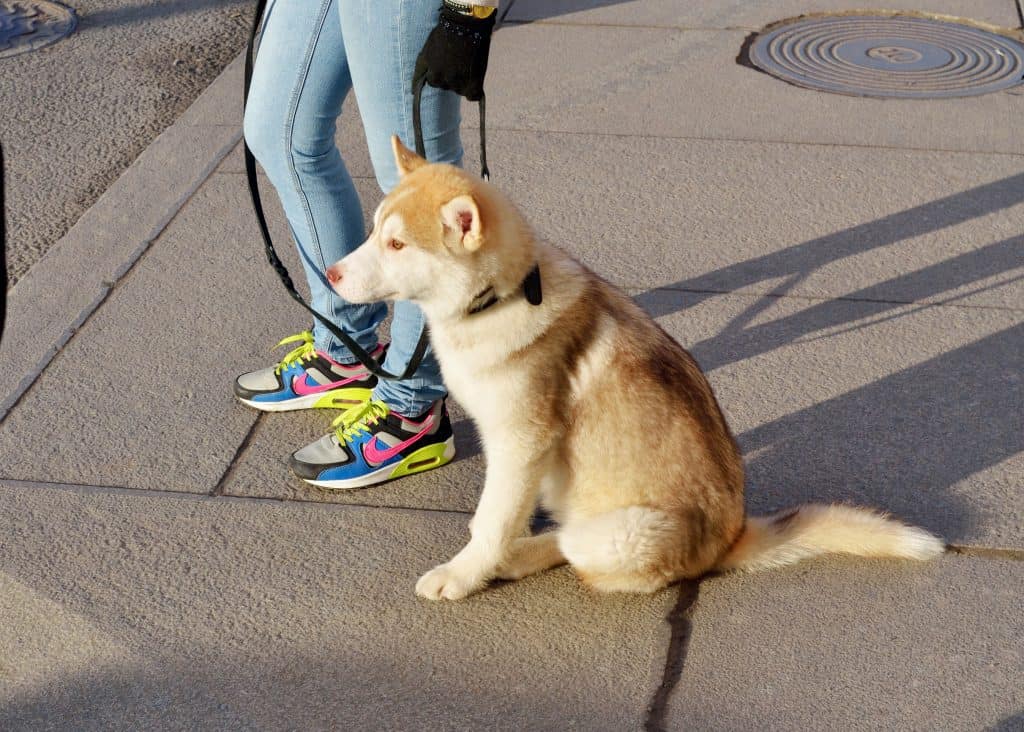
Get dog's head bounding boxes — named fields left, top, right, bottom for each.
left=328, top=136, right=534, bottom=319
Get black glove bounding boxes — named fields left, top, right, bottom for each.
left=413, top=5, right=496, bottom=103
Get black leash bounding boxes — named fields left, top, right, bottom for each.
left=412, top=76, right=488, bottom=180
left=244, top=0, right=446, bottom=381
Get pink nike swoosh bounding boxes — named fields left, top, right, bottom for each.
left=362, top=418, right=434, bottom=464
left=292, top=373, right=362, bottom=396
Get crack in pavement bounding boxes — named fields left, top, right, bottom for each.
left=644, top=579, right=700, bottom=732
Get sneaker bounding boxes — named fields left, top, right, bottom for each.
left=234, top=331, right=380, bottom=412
left=290, top=399, right=455, bottom=490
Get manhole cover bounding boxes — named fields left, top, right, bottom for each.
left=748, top=14, right=1024, bottom=98
left=0, top=0, right=77, bottom=60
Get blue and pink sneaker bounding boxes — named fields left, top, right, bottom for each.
left=234, top=331, right=382, bottom=412
left=289, top=399, right=455, bottom=489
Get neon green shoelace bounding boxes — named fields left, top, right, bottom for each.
left=273, top=331, right=317, bottom=375
left=332, top=399, right=390, bottom=444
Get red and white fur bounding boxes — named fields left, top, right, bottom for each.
left=327, top=136, right=944, bottom=600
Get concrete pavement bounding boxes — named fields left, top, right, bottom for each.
left=1, top=0, right=252, bottom=286
left=2, top=1, right=1023, bottom=729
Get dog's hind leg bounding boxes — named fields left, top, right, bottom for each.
left=559, top=507, right=682, bottom=593
left=495, top=533, right=566, bottom=580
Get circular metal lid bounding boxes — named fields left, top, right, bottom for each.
left=1, top=0, right=77, bottom=60
left=748, top=14, right=1024, bottom=99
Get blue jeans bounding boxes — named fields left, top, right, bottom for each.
left=243, top=0, right=461, bottom=417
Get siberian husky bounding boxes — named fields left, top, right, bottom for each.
left=327, top=136, right=944, bottom=600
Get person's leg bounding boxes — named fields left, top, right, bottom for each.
left=338, top=0, right=463, bottom=417
left=243, top=0, right=385, bottom=362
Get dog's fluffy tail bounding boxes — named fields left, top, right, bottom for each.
left=715, top=504, right=944, bottom=573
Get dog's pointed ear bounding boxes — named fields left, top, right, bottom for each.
left=391, top=135, right=426, bottom=177
left=441, top=195, right=483, bottom=252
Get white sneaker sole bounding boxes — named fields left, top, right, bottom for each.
left=303, top=438, right=456, bottom=490
left=237, top=390, right=371, bottom=412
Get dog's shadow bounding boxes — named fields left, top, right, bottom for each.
left=451, top=418, right=483, bottom=461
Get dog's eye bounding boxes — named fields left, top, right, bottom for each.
left=388, top=239, right=405, bottom=251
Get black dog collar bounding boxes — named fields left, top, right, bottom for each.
left=468, top=263, right=543, bottom=315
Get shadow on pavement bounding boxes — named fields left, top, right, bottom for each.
left=635, top=172, right=1024, bottom=324
left=633, top=173, right=1024, bottom=541
left=0, top=655, right=590, bottom=731
left=686, top=234, right=1023, bottom=373
left=988, top=711, right=1024, bottom=731
left=738, top=322, right=1022, bottom=539
left=0, top=572, right=660, bottom=731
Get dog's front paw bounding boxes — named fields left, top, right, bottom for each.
left=415, top=562, right=486, bottom=601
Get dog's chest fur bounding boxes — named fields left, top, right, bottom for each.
left=427, top=249, right=595, bottom=431
left=429, top=307, right=547, bottom=432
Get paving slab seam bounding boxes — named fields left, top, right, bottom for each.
left=947, top=544, right=1024, bottom=560
left=1017, top=0, right=1024, bottom=28
left=8, top=471, right=1024, bottom=558
left=487, top=124, right=1024, bottom=159
left=10, top=475, right=1022, bottom=557
left=626, top=285, right=1024, bottom=313
left=212, top=413, right=266, bottom=497
left=503, top=20, right=757, bottom=32
left=0, top=130, right=242, bottom=427
left=0, top=290, right=107, bottom=424
left=0, top=478, right=474, bottom=516
left=289, top=499, right=473, bottom=516
left=0, top=477, right=140, bottom=494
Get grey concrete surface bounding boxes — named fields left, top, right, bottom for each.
left=0, top=175, right=299, bottom=494
left=0, top=569, right=240, bottom=730
left=1, top=1, right=1022, bottom=728
left=485, top=23, right=1024, bottom=155
left=0, top=482, right=674, bottom=731
left=0, top=55, right=244, bottom=423
left=506, top=0, right=1024, bottom=29
left=480, top=131, right=1024, bottom=310
left=1, top=0, right=252, bottom=287
left=2, top=483, right=1020, bottom=731
left=666, top=555, right=1024, bottom=731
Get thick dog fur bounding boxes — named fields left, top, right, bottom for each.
left=328, top=136, right=945, bottom=600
